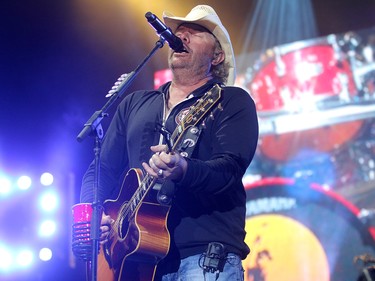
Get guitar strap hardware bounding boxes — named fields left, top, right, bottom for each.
left=176, top=125, right=202, bottom=158
left=159, top=119, right=203, bottom=158
left=159, top=126, right=173, bottom=152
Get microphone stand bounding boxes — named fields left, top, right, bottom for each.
left=76, top=38, right=166, bottom=281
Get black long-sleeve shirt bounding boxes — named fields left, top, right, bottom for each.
left=80, top=79, right=259, bottom=261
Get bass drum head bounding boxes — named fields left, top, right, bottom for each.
left=243, top=178, right=375, bottom=281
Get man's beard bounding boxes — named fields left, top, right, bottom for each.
left=169, top=54, right=211, bottom=78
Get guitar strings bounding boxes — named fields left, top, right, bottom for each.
left=107, top=173, right=158, bottom=240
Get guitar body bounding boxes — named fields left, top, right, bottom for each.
left=98, top=168, right=171, bottom=281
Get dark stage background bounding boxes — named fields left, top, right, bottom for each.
left=1, top=0, right=375, bottom=280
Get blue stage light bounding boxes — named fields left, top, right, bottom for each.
left=39, top=191, right=59, bottom=212
left=39, top=248, right=53, bottom=261
left=0, top=177, right=12, bottom=195
left=17, top=175, right=32, bottom=190
left=38, top=220, right=57, bottom=237
left=0, top=246, right=13, bottom=272
left=40, top=173, right=54, bottom=186
left=16, top=249, right=34, bottom=268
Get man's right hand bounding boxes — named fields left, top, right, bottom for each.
left=100, top=214, right=114, bottom=245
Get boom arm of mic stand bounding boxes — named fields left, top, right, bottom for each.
left=76, top=39, right=165, bottom=143
left=75, top=39, right=165, bottom=281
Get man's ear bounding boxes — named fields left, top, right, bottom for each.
left=212, top=51, right=225, bottom=66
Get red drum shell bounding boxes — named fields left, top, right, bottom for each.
left=249, top=37, right=357, bottom=114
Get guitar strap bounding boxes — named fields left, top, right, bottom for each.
left=156, top=126, right=202, bottom=205
left=157, top=84, right=222, bottom=205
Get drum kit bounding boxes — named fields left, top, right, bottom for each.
left=241, top=28, right=375, bottom=281
left=241, top=29, right=375, bottom=190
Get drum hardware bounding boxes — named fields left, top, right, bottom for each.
left=357, top=267, right=375, bottom=281
left=343, top=32, right=362, bottom=51
left=363, top=45, right=374, bottom=63
left=328, top=34, right=346, bottom=66
left=337, top=72, right=352, bottom=103
left=258, top=103, right=375, bottom=135
left=348, top=50, right=366, bottom=93
left=354, top=254, right=375, bottom=281
left=274, top=47, right=286, bottom=77
left=353, top=62, right=375, bottom=83
left=358, top=209, right=375, bottom=226
left=338, top=32, right=362, bottom=60
left=339, top=31, right=375, bottom=99
left=355, top=142, right=375, bottom=182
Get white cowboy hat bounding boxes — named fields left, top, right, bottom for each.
left=163, top=5, right=236, bottom=85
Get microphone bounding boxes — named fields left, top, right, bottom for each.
left=145, top=12, right=184, bottom=52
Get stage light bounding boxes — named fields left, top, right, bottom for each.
left=40, top=172, right=54, bottom=186
left=17, top=175, right=32, bottom=190
left=39, top=248, right=52, bottom=261
left=16, top=249, right=33, bottom=267
left=154, top=69, right=172, bottom=89
left=0, top=177, right=12, bottom=195
left=38, top=220, right=56, bottom=237
left=0, top=246, right=13, bottom=271
left=39, top=191, right=58, bottom=212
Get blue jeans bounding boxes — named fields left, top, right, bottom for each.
left=160, top=253, right=244, bottom=281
